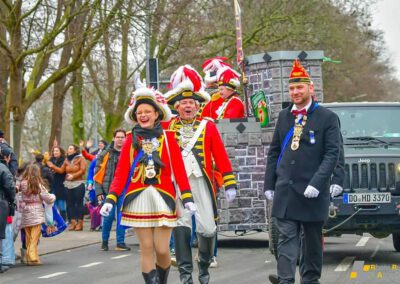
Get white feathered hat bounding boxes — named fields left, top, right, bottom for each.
left=202, top=57, right=232, bottom=85
left=164, top=65, right=210, bottom=106
left=124, top=75, right=172, bottom=124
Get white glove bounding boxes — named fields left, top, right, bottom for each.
left=330, top=184, right=343, bottom=198
left=100, top=203, right=113, bottom=217
left=184, top=202, right=197, bottom=215
left=225, top=189, right=236, bottom=202
left=265, top=190, right=274, bottom=201
left=304, top=185, right=319, bottom=198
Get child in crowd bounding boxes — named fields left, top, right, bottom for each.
left=18, top=164, right=55, bottom=265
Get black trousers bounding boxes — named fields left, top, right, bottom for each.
left=276, top=218, right=324, bottom=284
left=65, top=183, right=85, bottom=220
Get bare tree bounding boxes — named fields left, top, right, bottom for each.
left=0, top=0, right=124, bottom=155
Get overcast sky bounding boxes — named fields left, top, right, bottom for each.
left=373, top=0, right=400, bottom=77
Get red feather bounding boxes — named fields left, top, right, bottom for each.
left=183, top=67, right=202, bottom=91
left=220, top=68, right=240, bottom=83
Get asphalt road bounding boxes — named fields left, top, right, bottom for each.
left=2, top=232, right=400, bottom=283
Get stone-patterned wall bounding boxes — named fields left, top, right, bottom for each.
left=216, top=118, right=274, bottom=232
left=245, top=51, right=324, bottom=127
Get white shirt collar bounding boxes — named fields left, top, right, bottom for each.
left=291, top=98, right=313, bottom=112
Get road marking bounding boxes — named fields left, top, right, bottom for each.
left=264, top=260, right=272, bottom=264
left=111, top=254, right=131, bottom=259
left=79, top=262, right=103, bottom=268
left=38, top=272, right=68, bottom=279
left=369, top=242, right=381, bottom=260
left=355, top=236, right=370, bottom=247
left=334, top=256, right=356, bottom=272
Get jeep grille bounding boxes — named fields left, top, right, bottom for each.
left=344, top=162, right=396, bottom=191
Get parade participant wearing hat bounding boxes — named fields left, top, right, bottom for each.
left=264, top=59, right=341, bottom=284
left=100, top=84, right=195, bottom=284
left=165, top=65, right=238, bottom=284
left=201, top=66, right=244, bottom=120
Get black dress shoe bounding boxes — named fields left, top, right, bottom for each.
left=269, top=274, right=279, bottom=284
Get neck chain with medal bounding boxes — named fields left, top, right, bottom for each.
left=141, top=137, right=160, bottom=179
left=291, top=114, right=307, bottom=151
left=178, top=118, right=196, bottom=148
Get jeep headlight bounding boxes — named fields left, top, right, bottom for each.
left=397, top=163, right=400, bottom=173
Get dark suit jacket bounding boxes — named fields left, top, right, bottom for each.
left=264, top=101, right=341, bottom=222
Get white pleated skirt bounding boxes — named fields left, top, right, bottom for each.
left=121, top=185, right=177, bottom=228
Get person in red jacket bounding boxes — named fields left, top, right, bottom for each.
left=100, top=85, right=195, bottom=284
left=201, top=66, right=245, bottom=120
left=165, top=65, right=238, bottom=284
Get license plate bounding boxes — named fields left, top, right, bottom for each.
left=343, top=192, right=391, bottom=204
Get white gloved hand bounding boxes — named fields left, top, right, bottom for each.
left=100, top=203, right=113, bottom=217
left=184, top=202, right=197, bottom=215
left=265, top=190, right=274, bottom=201
left=330, top=184, right=343, bottom=198
left=225, top=189, right=236, bottom=202
left=304, top=185, right=319, bottom=198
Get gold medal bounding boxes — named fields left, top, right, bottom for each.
left=291, top=141, right=299, bottom=150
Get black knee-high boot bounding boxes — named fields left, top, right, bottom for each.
left=197, top=234, right=216, bottom=284
left=142, top=269, right=159, bottom=284
left=174, top=226, right=193, bottom=284
left=156, top=264, right=170, bottom=284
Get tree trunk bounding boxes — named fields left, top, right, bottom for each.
left=71, top=68, right=84, bottom=144
left=104, top=113, right=123, bottom=142
left=0, top=25, right=8, bottom=131
left=49, top=91, right=66, bottom=150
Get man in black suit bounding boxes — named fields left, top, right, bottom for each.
left=264, top=59, right=341, bottom=284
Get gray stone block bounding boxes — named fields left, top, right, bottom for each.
left=246, top=157, right=257, bottom=166
left=238, top=157, right=245, bottom=167
left=270, top=79, right=282, bottom=93
left=248, top=133, right=262, bottom=146
left=239, top=166, right=265, bottom=173
left=225, top=147, right=236, bottom=157
left=239, top=180, right=252, bottom=189
left=256, top=146, right=264, bottom=157
left=247, top=146, right=256, bottom=156
left=218, top=210, right=229, bottom=224
left=239, top=189, right=258, bottom=197
left=261, top=132, right=273, bottom=144
left=257, top=158, right=265, bottom=165
left=235, top=149, right=247, bottom=157
left=270, top=67, right=281, bottom=78
left=238, top=133, right=249, bottom=144
left=225, top=133, right=238, bottom=146
left=309, top=66, right=322, bottom=77
left=238, top=173, right=251, bottom=180
left=253, top=200, right=266, bottom=208
left=228, top=198, right=239, bottom=208
left=252, top=173, right=265, bottom=182
left=238, top=198, right=252, bottom=208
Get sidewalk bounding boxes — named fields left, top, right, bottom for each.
left=15, top=219, right=136, bottom=256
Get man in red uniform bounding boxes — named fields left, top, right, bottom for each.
left=201, top=66, right=245, bottom=119
left=165, top=65, right=238, bottom=284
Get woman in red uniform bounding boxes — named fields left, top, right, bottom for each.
left=100, top=86, right=196, bottom=284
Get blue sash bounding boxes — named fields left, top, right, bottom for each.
left=277, top=103, right=319, bottom=167
left=117, top=149, right=143, bottom=230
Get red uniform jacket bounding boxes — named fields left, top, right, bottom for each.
left=201, top=92, right=245, bottom=120
left=105, top=131, right=193, bottom=212
left=166, top=117, right=237, bottom=218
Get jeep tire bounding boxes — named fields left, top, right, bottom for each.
left=392, top=233, right=400, bottom=252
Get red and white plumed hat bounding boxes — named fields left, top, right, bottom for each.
left=217, top=66, right=241, bottom=90
left=124, top=76, right=172, bottom=124
left=164, top=65, right=210, bottom=106
left=202, top=57, right=232, bottom=85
